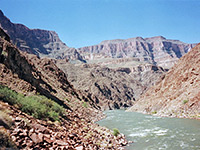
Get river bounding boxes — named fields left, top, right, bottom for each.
left=97, top=110, right=200, bottom=150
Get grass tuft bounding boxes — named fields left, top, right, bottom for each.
left=82, top=101, right=88, bottom=108
left=113, top=128, right=120, bottom=137
left=183, top=100, right=189, bottom=104
left=152, top=111, right=157, bottom=114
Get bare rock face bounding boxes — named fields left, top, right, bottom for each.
left=56, top=59, right=167, bottom=111
left=0, top=28, right=10, bottom=42
left=0, top=29, right=129, bottom=150
left=127, top=43, right=200, bottom=119
left=0, top=10, right=85, bottom=62
left=55, top=61, right=146, bottom=110
left=78, top=36, right=195, bottom=69
left=117, top=63, right=167, bottom=88
left=0, top=28, right=102, bottom=120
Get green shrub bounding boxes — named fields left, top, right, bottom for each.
left=0, top=85, right=65, bottom=121
left=113, top=128, right=120, bottom=137
left=183, top=100, right=189, bottom=104
left=48, top=111, right=60, bottom=121
left=2, top=51, right=8, bottom=57
left=152, top=111, right=157, bottom=114
left=0, top=85, right=19, bottom=105
left=82, top=101, right=88, bottom=108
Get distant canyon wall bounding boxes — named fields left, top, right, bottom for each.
left=78, top=36, right=195, bottom=69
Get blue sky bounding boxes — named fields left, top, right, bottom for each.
left=0, top=0, right=199, bottom=48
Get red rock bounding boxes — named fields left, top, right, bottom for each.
left=69, top=134, right=75, bottom=139
left=75, top=145, right=84, bottom=150
left=13, top=128, right=22, bottom=135
left=0, top=23, right=129, bottom=150
left=28, top=128, right=34, bottom=136
left=0, top=10, right=78, bottom=60
left=34, top=124, right=49, bottom=134
left=78, top=36, right=194, bottom=69
left=43, top=134, right=51, bottom=138
left=19, top=129, right=27, bottom=137
left=55, top=140, right=69, bottom=146
left=44, top=136, right=53, bottom=144
left=128, top=43, right=200, bottom=119
left=38, top=132, right=44, bottom=142
left=15, top=117, right=21, bottom=122
left=26, top=140, right=33, bottom=148
left=30, top=133, right=43, bottom=144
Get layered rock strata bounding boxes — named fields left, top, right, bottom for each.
left=56, top=60, right=146, bottom=110
left=128, top=43, right=200, bottom=119
left=79, top=36, right=195, bottom=69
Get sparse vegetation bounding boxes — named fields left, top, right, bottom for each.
left=65, top=98, right=70, bottom=102
left=183, top=99, right=189, bottom=104
left=71, top=91, right=75, bottom=95
left=0, top=85, right=65, bottom=121
left=113, top=128, right=120, bottom=137
left=82, top=101, right=88, bottom=108
left=152, top=111, right=157, bottom=114
left=1, top=50, right=8, bottom=56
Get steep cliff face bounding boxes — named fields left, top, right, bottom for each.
left=117, top=64, right=167, bottom=88
left=0, top=27, right=101, bottom=119
left=127, top=43, right=200, bottom=119
left=0, top=28, right=10, bottom=41
left=0, top=10, right=85, bottom=62
left=0, top=28, right=129, bottom=149
left=55, top=60, right=146, bottom=110
left=78, top=36, right=195, bottom=69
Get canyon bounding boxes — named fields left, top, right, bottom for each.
left=0, top=9, right=198, bottom=118
left=0, top=9, right=199, bottom=150
left=128, top=43, right=200, bottom=119
left=0, top=27, right=128, bottom=149
left=0, top=10, right=166, bottom=110
left=78, top=36, right=195, bottom=69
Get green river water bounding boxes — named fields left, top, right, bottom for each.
left=97, top=110, right=200, bottom=150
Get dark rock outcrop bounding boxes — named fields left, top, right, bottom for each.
left=127, top=64, right=168, bottom=88
left=56, top=60, right=146, bottom=110
left=0, top=27, right=10, bottom=42
left=0, top=10, right=85, bottom=62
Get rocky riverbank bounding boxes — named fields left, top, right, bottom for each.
left=0, top=100, right=128, bottom=150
